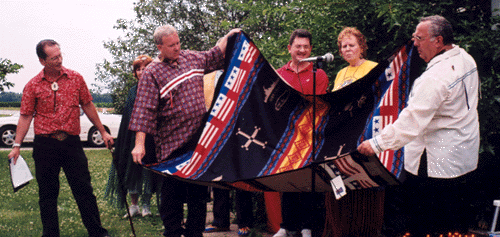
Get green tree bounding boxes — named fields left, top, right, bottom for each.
left=0, top=92, right=22, bottom=102
left=97, top=0, right=500, bottom=153
left=95, top=0, right=242, bottom=114
left=227, top=0, right=500, bottom=153
left=0, top=58, right=23, bottom=92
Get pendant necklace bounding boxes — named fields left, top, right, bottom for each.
left=51, top=82, right=59, bottom=91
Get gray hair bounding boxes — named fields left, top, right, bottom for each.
left=420, top=15, right=454, bottom=45
left=153, top=25, right=177, bottom=45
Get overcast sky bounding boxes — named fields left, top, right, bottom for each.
left=0, top=0, right=137, bottom=93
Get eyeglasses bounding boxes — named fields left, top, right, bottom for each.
left=412, top=34, right=435, bottom=42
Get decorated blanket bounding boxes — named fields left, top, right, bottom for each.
left=143, top=32, right=419, bottom=192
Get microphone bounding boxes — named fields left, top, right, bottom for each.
left=299, top=53, right=334, bottom=63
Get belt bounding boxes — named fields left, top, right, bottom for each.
left=39, top=131, right=69, bottom=141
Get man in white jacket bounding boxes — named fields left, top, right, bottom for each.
left=358, top=15, right=479, bottom=236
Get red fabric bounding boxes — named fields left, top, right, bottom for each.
left=20, top=67, right=92, bottom=135
left=276, top=61, right=329, bottom=95
left=264, top=192, right=282, bottom=233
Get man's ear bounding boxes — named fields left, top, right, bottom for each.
left=435, top=35, right=444, bottom=45
left=39, top=58, right=46, bottom=66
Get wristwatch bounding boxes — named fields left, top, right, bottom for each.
left=12, top=143, right=21, bottom=148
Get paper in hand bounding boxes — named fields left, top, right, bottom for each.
left=9, top=155, right=34, bottom=192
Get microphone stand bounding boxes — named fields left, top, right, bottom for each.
left=311, top=59, right=324, bottom=193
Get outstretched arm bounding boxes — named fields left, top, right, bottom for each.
left=216, top=28, right=242, bottom=55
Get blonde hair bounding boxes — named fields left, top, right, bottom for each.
left=337, top=27, right=368, bottom=59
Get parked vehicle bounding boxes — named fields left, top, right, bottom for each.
left=0, top=111, right=122, bottom=147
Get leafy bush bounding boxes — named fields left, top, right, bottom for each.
left=98, top=0, right=500, bottom=154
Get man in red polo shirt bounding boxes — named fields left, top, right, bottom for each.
left=8, top=39, right=113, bottom=237
left=273, top=29, right=329, bottom=237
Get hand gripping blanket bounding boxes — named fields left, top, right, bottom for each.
left=142, top=32, right=420, bottom=192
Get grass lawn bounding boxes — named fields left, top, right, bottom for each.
left=0, top=149, right=164, bottom=236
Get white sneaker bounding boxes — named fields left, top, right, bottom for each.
left=123, top=204, right=140, bottom=218
left=141, top=205, right=152, bottom=217
left=301, top=229, right=312, bottom=237
left=273, top=228, right=298, bottom=237
left=273, top=228, right=288, bottom=237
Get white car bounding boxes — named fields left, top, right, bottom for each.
left=0, top=110, right=122, bottom=147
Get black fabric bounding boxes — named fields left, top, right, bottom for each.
left=235, top=190, right=254, bottom=229
left=417, top=149, right=428, bottom=178
left=211, top=188, right=231, bottom=228
left=160, top=176, right=208, bottom=237
left=210, top=188, right=254, bottom=229
left=383, top=170, right=476, bottom=236
left=280, top=192, right=324, bottom=231
left=105, top=85, right=159, bottom=208
left=33, top=135, right=108, bottom=237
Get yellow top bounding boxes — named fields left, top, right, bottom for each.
left=203, top=70, right=223, bottom=110
left=332, top=60, right=378, bottom=91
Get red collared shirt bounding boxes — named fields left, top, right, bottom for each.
left=277, top=61, right=329, bottom=95
left=20, top=67, right=93, bottom=135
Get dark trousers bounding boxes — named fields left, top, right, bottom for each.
left=403, top=172, right=475, bottom=236
left=212, top=188, right=231, bottom=228
left=383, top=150, right=477, bottom=237
left=383, top=167, right=476, bottom=236
left=235, top=190, right=253, bottom=229
left=32, top=135, right=107, bottom=237
left=160, top=176, right=208, bottom=237
left=211, top=188, right=254, bottom=229
left=281, top=192, right=324, bottom=231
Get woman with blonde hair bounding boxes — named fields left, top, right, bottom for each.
left=324, top=27, right=384, bottom=237
left=332, top=27, right=378, bottom=91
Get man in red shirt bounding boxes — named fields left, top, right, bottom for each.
left=8, top=39, right=113, bottom=237
left=273, top=29, right=329, bottom=237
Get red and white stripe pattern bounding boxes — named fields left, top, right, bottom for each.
left=334, top=156, right=378, bottom=189
left=224, top=66, right=247, bottom=92
left=238, top=40, right=258, bottom=63
left=374, top=46, right=408, bottom=169
left=160, top=69, right=205, bottom=99
left=178, top=40, right=260, bottom=178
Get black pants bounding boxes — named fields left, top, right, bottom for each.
left=211, top=188, right=254, bottom=229
left=32, top=135, right=107, bottom=237
left=403, top=172, right=475, bottom=236
left=280, top=192, right=324, bottom=231
left=212, top=188, right=231, bottom=228
left=383, top=165, right=476, bottom=236
left=235, top=190, right=254, bottom=229
left=160, top=176, right=208, bottom=237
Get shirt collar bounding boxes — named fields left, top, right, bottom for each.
left=283, top=60, right=313, bottom=74
left=427, top=44, right=460, bottom=69
left=163, top=58, right=179, bottom=66
left=35, top=66, right=69, bottom=83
